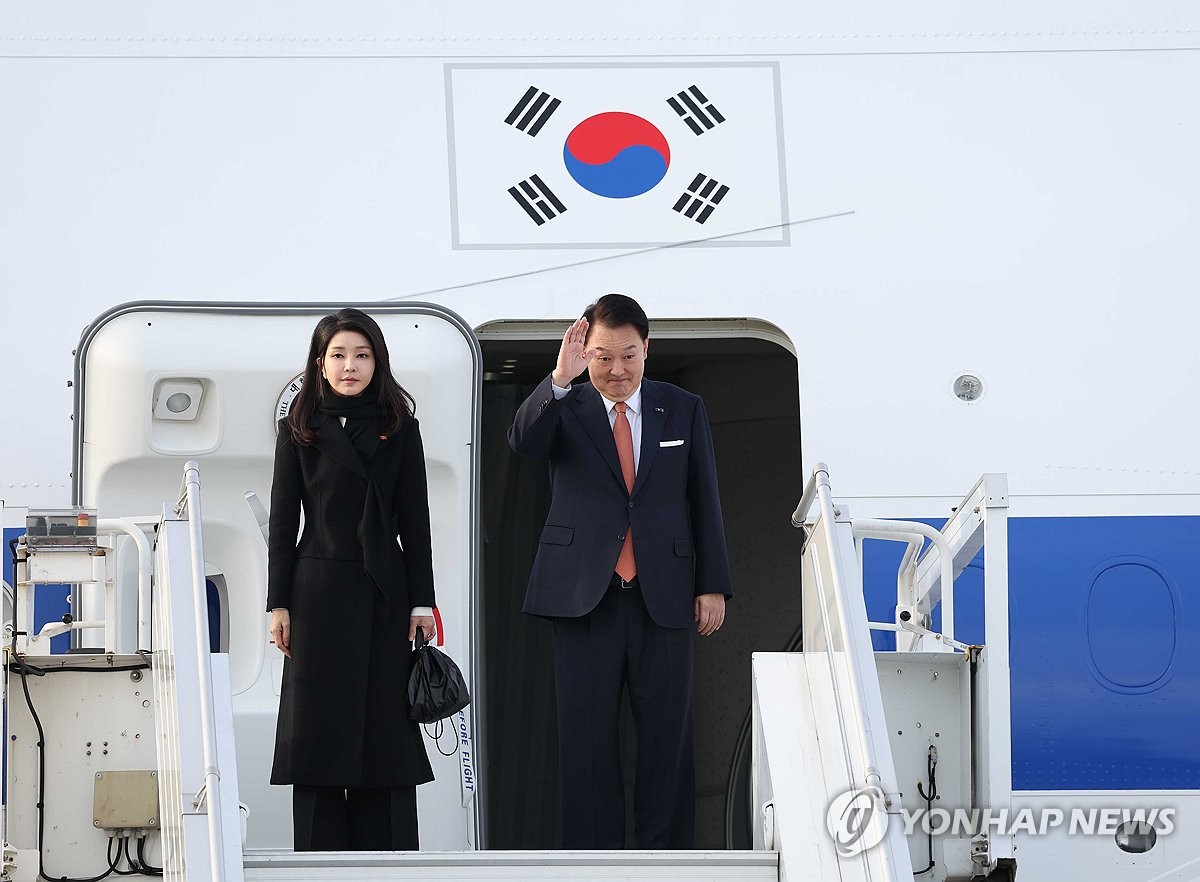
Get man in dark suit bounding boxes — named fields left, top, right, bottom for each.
left=508, top=293, right=733, bottom=849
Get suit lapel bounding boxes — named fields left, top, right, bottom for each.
left=574, top=385, right=627, bottom=492
left=313, top=412, right=368, bottom=481
left=632, top=381, right=667, bottom=498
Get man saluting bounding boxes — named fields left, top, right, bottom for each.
left=508, top=293, right=733, bottom=849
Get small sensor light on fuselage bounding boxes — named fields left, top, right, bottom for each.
left=152, top=378, right=205, bottom=421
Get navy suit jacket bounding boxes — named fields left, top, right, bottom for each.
left=508, top=374, right=732, bottom=629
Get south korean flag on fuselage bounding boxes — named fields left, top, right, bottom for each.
left=446, top=63, right=789, bottom=249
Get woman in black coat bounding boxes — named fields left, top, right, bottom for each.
left=267, top=308, right=436, bottom=851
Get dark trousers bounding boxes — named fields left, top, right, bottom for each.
left=292, top=785, right=418, bottom=851
left=552, top=580, right=696, bottom=849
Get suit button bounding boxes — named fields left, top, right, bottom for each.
left=618, top=533, right=625, bottom=541
left=628, top=502, right=634, bottom=509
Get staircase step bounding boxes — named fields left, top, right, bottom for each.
left=243, top=849, right=779, bottom=881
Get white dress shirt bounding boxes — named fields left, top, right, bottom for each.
left=552, top=382, right=642, bottom=472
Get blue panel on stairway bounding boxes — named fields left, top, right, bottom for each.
left=861, top=515, right=1200, bottom=791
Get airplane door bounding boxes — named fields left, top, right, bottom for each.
left=74, top=302, right=481, bottom=850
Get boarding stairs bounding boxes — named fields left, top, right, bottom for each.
left=751, top=465, right=1016, bottom=882
left=3, top=462, right=1013, bottom=882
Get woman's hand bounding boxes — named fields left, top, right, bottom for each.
left=409, top=615, right=436, bottom=643
left=269, top=608, right=292, bottom=658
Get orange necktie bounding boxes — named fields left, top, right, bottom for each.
left=613, top=401, right=637, bottom=582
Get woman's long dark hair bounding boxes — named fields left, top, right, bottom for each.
left=284, top=308, right=416, bottom=444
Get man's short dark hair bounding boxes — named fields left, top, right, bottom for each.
left=583, top=293, right=649, bottom=341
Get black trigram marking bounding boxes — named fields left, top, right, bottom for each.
left=672, top=174, right=729, bottom=224
left=509, top=175, right=567, bottom=225
left=504, top=86, right=562, bottom=136
left=667, top=85, right=726, bottom=135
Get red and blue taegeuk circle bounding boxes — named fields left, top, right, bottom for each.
left=563, top=112, right=671, bottom=199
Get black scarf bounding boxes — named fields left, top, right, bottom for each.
left=317, top=392, right=396, bottom=604
left=316, top=393, right=381, bottom=463
left=317, top=393, right=382, bottom=464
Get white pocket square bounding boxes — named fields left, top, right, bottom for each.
left=660, top=439, right=685, bottom=448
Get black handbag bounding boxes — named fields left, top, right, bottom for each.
left=408, top=630, right=471, bottom=725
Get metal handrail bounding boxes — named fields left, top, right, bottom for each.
left=853, top=518, right=958, bottom=645
left=791, top=465, right=891, bottom=811
left=174, top=460, right=226, bottom=881
left=96, top=519, right=153, bottom=651
left=790, top=466, right=823, bottom=527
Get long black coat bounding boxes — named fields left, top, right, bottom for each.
left=266, top=412, right=435, bottom=787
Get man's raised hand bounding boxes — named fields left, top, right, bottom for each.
left=551, top=317, right=596, bottom=387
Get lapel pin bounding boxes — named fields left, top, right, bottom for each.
left=379, top=435, right=389, bottom=441
left=655, top=407, right=665, bottom=413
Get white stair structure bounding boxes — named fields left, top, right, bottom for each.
left=751, top=465, right=1015, bottom=882
left=154, top=462, right=247, bottom=881
left=242, top=849, right=778, bottom=881
left=4, top=460, right=1014, bottom=881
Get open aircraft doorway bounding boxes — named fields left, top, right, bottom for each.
left=476, top=319, right=803, bottom=849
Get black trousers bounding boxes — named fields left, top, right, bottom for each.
left=292, top=785, right=418, bottom=851
left=552, top=580, right=696, bottom=849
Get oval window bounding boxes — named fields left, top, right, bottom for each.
left=1115, top=820, right=1157, bottom=854
left=1086, top=559, right=1177, bottom=693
